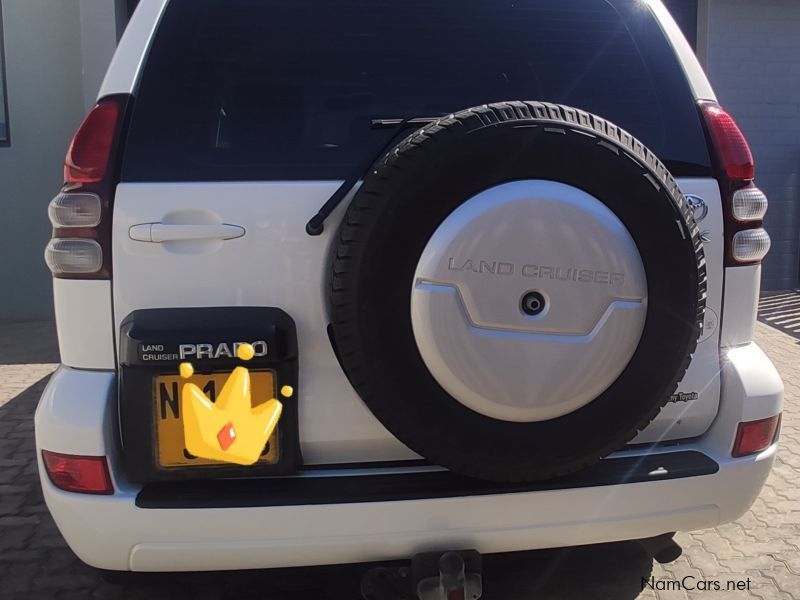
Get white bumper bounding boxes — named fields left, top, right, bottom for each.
left=35, top=343, right=782, bottom=572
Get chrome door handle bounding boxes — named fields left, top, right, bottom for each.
left=129, top=223, right=246, bottom=243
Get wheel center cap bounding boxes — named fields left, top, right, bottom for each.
left=410, top=180, right=648, bottom=422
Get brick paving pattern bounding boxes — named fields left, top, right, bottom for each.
left=0, top=297, right=798, bottom=599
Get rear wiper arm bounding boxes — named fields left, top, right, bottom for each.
left=305, top=117, right=440, bottom=236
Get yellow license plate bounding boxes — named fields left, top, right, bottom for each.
left=153, top=370, right=279, bottom=468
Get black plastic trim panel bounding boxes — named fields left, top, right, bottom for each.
left=136, top=451, right=718, bottom=509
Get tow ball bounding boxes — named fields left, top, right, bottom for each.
left=360, top=550, right=482, bottom=600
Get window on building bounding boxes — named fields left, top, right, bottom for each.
left=0, top=2, right=9, bottom=145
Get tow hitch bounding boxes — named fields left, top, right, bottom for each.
left=360, top=550, right=483, bottom=600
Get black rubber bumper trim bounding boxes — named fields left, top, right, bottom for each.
left=135, top=451, right=718, bottom=509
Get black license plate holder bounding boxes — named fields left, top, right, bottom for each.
left=118, top=307, right=301, bottom=482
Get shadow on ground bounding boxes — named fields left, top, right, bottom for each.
left=0, top=320, right=59, bottom=365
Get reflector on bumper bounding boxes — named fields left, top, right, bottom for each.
left=41, top=450, right=113, bottom=494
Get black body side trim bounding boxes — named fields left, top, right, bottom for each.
left=136, top=451, right=718, bottom=509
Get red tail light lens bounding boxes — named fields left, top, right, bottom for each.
left=64, top=100, right=122, bottom=184
left=701, top=104, right=755, bottom=181
left=732, top=415, right=781, bottom=458
left=41, top=450, right=114, bottom=495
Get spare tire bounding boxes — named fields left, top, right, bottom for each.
left=328, top=102, right=706, bottom=482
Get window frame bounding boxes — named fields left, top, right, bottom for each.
left=0, top=1, right=10, bottom=147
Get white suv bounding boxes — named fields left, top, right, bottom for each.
left=36, top=0, right=783, bottom=579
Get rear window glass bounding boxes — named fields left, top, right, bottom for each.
left=122, top=0, right=711, bottom=181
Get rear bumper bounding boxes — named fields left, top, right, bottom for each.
left=36, top=449, right=774, bottom=572
left=35, top=342, right=783, bottom=572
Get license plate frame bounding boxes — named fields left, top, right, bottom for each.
left=152, top=369, right=280, bottom=469
left=118, top=307, right=301, bottom=483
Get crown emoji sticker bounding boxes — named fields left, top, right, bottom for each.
left=179, top=343, right=283, bottom=466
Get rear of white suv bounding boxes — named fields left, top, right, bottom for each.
left=36, top=0, right=782, bottom=574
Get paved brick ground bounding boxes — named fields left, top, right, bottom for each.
left=0, top=297, right=798, bottom=599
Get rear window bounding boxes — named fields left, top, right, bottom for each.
left=121, top=0, right=711, bottom=182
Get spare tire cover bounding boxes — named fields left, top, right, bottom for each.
left=329, top=102, right=706, bottom=482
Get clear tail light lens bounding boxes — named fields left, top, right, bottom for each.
left=731, top=229, right=771, bottom=263
left=732, top=187, right=768, bottom=222
left=41, top=451, right=114, bottom=494
left=48, top=192, right=102, bottom=228
left=44, top=239, right=103, bottom=275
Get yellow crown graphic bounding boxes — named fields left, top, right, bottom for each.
left=179, top=343, right=283, bottom=466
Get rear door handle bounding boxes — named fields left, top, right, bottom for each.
left=129, top=223, right=246, bottom=243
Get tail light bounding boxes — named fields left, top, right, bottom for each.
left=732, top=415, right=781, bottom=458
left=64, top=101, right=121, bottom=184
left=731, top=229, right=772, bottom=263
left=45, top=95, right=130, bottom=279
left=44, top=239, right=104, bottom=275
left=731, top=188, right=768, bottom=222
left=699, top=102, right=770, bottom=266
left=41, top=450, right=114, bottom=494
